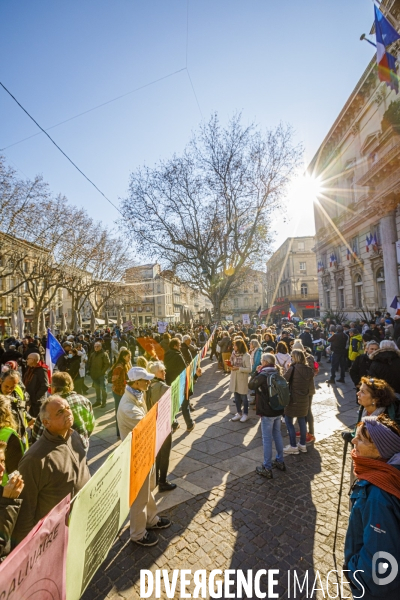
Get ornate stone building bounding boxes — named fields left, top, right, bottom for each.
left=309, top=14, right=400, bottom=319
left=264, top=237, right=319, bottom=320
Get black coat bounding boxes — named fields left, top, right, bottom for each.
left=181, top=343, right=196, bottom=365
left=368, top=349, right=400, bottom=393
left=248, top=368, right=284, bottom=417
left=23, top=365, right=49, bottom=413
left=299, top=331, right=313, bottom=350
left=349, top=354, right=372, bottom=386
left=0, top=494, right=22, bottom=559
left=164, top=349, right=188, bottom=386
left=0, top=349, right=22, bottom=366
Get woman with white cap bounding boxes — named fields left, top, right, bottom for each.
left=344, top=413, right=400, bottom=599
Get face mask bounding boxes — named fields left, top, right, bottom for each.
left=68, top=354, right=73, bottom=358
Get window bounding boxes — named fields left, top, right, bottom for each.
left=158, top=307, right=162, bottom=315
left=254, top=284, right=259, bottom=293
left=321, top=253, right=327, bottom=268
left=243, top=287, right=248, bottom=293
left=354, top=274, right=363, bottom=308
left=337, top=279, right=345, bottom=309
left=301, top=283, right=308, bottom=297
left=298, top=242, right=305, bottom=251
left=157, top=296, right=161, bottom=304
left=376, top=267, right=386, bottom=308
left=325, top=289, right=331, bottom=309
left=234, top=298, right=238, bottom=308
left=351, top=236, right=359, bottom=256
left=146, top=306, right=150, bottom=312
left=299, top=262, right=306, bottom=272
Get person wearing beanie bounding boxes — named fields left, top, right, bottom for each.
left=368, top=341, right=400, bottom=394
left=344, top=413, right=400, bottom=600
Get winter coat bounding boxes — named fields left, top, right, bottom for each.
left=275, top=352, right=291, bottom=372
left=393, top=320, right=400, bottom=342
left=329, top=332, right=348, bottom=355
left=229, top=353, right=251, bottom=395
left=160, top=339, right=170, bottom=353
left=349, top=353, right=372, bottom=386
left=111, top=338, right=119, bottom=359
left=0, top=349, right=21, bottom=366
left=112, top=363, right=129, bottom=396
left=344, top=469, right=400, bottom=600
left=348, top=334, right=363, bottom=362
left=368, top=348, right=400, bottom=393
left=284, top=363, right=314, bottom=418
left=299, top=331, right=313, bottom=350
left=248, top=367, right=284, bottom=417
left=88, top=349, right=111, bottom=380
left=0, top=493, right=22, bottom=559
left=22, top=364, right=49, bottom=411
left=181, top=343, right=196, bottom=365
left=219, top=336, right=232, bottom=354
left=164, top=349, right=187, bottom=386
left=146, top=378, right=169, bottom=410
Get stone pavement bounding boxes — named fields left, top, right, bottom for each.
left=82, top=356, right=357, bottom=599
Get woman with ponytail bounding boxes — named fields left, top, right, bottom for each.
left=344, top=413, right=400, bottom=599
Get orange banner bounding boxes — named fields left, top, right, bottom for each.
left=129, top=404, right=157, bottom=505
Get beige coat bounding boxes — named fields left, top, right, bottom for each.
left=229, top=353, right=251, bottom=394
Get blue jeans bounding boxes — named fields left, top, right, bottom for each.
left=92, top=376, right=107, bottom=404
left=234, top=392, right=248, bottom=415
left=260, top=416, right=284, bottom=469
left=285, top=415, right=307, bottom=446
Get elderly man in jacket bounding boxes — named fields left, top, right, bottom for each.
left=88, top=341, right=110, bottom=408
left=117, top=367, right=171, bottom=547
left=12, top=395, right=90, bottom=546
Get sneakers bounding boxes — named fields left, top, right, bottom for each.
left=133, top=529, right=158, bottom=546
left=231, top=413, right=242, bottom=421
left=158, top=481, right=177, bottom=492
left=283, top=444, right=299, bottom=455
left=239, top=414, right=249, bottom=423
left=256, top=466, right=273, bottom=479
left=297, top=443, right=307, bottom=453
left=186, top=423, right=196, bottom=433
left=272, top=460, right=286, bottom=471
left=295, top=432, right=316, bottom=444
left=148, top=517, right=171, bottom=530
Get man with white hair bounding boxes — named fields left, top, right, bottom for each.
left=181, top=334, right=197, bottom=364
left=22, top=352, right=49, bottom=417
left=12, top=395, right=90, bottom=545
left=117, top=366, right=171, bottom=547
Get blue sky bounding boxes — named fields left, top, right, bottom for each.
left=0, top=0, right=375, bottom=250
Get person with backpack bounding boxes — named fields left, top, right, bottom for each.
left=197, top=328, right=208, bottom=349
left=283, top=349, right=314, bottom=454
left=248, top=353, right=288, bottom=479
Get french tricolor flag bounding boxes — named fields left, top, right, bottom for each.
left=375, top=5, right=400, bottom=93
left=45, top=328, right=65, bottom=378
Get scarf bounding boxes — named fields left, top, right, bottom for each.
left=351, top=448, right=400, bottom=501
left=230, top=351, right=244, bottom=368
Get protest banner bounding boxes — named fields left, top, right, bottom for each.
left=155, top=388, right=172, bottom=455
left=66, top=434, right=131, bottom=600
left=242, top=313, right=250, bottom=324
left=122, top=320, right=134, bottom=332
left=179, top=370, right=186, bottom=407
left=0, top=495, right=70, bottom=600
left=157, top=320, right=168, bottom=333
left=170, top=377, right=180, bottom=423
left=129, top=404, right=157, bottom=505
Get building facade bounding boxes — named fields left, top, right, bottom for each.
left=221, top=269, right=266, bottom=322
left=309, top=10, right=400, bottom=319
left=264, top=237, right=319, bottom=320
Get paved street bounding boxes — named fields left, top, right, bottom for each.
left=83, top=357, right=357, bottom=599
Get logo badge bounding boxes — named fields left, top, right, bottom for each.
left=372, top=551, right=398, bottom=585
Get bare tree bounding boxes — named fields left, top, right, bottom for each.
left=121, top=114, right=302, bottom=318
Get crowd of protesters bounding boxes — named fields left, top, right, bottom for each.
left=0, top=311, right=400, bottom=596
left=0, top=322, right=208, bottom=553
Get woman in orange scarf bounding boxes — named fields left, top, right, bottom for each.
left=344, top=413, right=400, bottom=599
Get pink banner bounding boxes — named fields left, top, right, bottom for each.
left=0, top=495, right=70, bottom=600
left=156, top=388, right=172, bottom=455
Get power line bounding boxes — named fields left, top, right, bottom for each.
left=1, top=68, right=186, bottom=152
left=186, top=70, right=203, bottom=118
left=0, top=81, right=123, bottom=216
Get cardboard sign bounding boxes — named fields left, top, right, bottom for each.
left=129, top=404, right=157, bottom=505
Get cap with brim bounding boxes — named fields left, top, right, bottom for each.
left=127, top=367, right=155, bottom=382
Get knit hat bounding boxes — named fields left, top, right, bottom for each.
left=364, top=416, right=400, bottom=459
left=291, top=340, right=304, bottom=351
left=380, top=340, right=397, bottom=351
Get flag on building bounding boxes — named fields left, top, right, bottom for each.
left=390, top=296, right=400, bottom=315
left=372, top=232, right=379, bottom=252
left=346, top=247, right=351, bottom=260
left=45, top=328, right=65, bottom=377
left=374, top=5, right=400, bottom=93
left=257, top=305, right=262, bottom=318
left=366, top=234, right=372, bottom=252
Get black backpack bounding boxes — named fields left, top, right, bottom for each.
left=199, top=331, right=206, bottom=342
left=265, top=371, right=291, bottom=411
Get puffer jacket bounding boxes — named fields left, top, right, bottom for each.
left=344, top=467, right=400, bottom=600
left=348, top=334, right=363, bottom=362
left=283, top=363, right=314, bottom=418
left=368, top=348, right=400, bottom=393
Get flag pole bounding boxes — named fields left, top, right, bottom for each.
left=373, top=0, right=400, bottom=30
